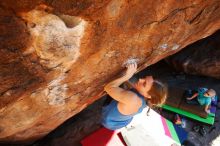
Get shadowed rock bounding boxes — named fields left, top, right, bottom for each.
left=168, top=30, right=220, bottom=79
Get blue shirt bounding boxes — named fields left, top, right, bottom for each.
left=101, top=89, right=147, bottom=130
left=197, top=88, right=212, bottom=106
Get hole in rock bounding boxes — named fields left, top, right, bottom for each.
left=58, top=14, right=84, bottom=28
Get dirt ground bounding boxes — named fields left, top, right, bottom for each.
left=30, top=61, right=220, bottom=146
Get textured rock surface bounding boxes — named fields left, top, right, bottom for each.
left=0, top=0, right=220, bottom=143
left=167, top=30, right=220, bottom=79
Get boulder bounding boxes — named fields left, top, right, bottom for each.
left=0, top=0, right=220, bottom=143
left=168, top=30, right=220, bottom=79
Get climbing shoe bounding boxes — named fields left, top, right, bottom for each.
left=199, top=126, right=207, bottom=136
left=192, top=125, right=200, bottom=133
left=208, top=126, right=216, bottom=134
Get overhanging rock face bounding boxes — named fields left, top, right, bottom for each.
left=0, top=0, right=220, bottom=143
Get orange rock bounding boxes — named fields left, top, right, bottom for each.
left=0, top=0, right=220, bottom=143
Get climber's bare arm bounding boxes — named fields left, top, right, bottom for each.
left=187, top=93, right=198, bottom=100
left=104, top=63, right=138, bottom=104
left=205, top=105, right=210, bottom=113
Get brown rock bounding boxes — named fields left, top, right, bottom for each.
left=168, top=30, right=220, bottom=79
left=0, top=0, right=220, bottom=143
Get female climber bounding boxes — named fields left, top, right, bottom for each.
left=101, top=62, right=168, bottom=130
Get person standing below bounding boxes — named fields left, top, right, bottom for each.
left=101, top=62, right=168, bottom=130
